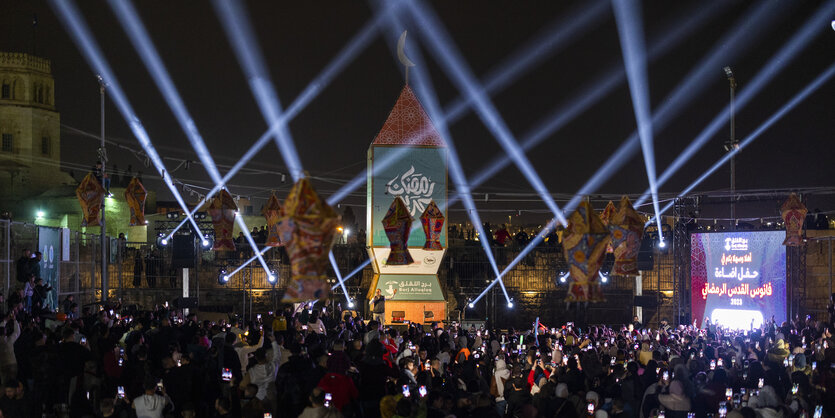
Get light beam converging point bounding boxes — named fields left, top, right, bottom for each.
left=49, top=0, right=207, bottom=243
left=330, top=258, right=372, bottom=290
left=649, top=62, right=835, bottom=223
left=110, top=0, right=271, bottom=275
left=224, top=246, right=272, bottom=278
left=635, top=0, right=835, bottom=207
left=612, top=0, right=665, bottom=244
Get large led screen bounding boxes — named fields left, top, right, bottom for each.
left=691, top=231, right=786, bottom=329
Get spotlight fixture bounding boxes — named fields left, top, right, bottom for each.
left=160, top=238, right=168, bottom=246
left=202, top=239, right=210, bottom=247
left=723, top=66, right=734, bottom=79
left=348, top=300, right=355, bottom=308
left=556, top=264, right=570, bottom=285
left=599, top=271, right=609, bottom=284
left=507, top=299, right=514, bottom=309
left=36, top=210, right=45, bottom=219
left=467, top=298, right=474, bottom=308
left=600, top=253, right=615, bottom=276
left=658, top=239, right=667, bottom=248
left=267, top=270, right=277, bottom=284
left=218, top=267, right=229, bottom=285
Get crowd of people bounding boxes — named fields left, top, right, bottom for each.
left=0, top=286, right=829, bottom=418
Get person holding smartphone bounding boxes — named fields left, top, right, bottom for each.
left=132, top=378, right=172, bottom=418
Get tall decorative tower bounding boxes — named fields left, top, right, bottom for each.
left=0, top=52, right=74, bottom=199
left=366, top=85, right=449, bottom=324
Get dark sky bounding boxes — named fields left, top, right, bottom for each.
left=2, top=0, right=834, bottom=226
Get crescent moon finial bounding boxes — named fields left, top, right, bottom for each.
left=397, top=30, right=415, bottom=84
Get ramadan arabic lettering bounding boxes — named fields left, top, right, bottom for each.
left=701, top=282, right=773, bottom=300
left=714, top=266, right=760, bottom=281
left=720, top=252, right=753, bottom=266
left=385, top=165, right=436, bottom=216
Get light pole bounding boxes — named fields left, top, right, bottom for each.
left=97, top=75, right=108, bottom=301
left=723, top=66, right=738, bottom=228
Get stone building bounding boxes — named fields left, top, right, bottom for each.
left=0, top=52, right=75, bottom=199
left=0, top=52, right=153, bottom=241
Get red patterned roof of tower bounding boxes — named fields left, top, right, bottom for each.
left=372, top=85, right=446, bottom=147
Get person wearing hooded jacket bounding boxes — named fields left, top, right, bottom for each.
left=492, top=359, right=510, bottom=416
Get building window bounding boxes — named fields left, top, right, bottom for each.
left=42, top=136, right=50, bottom=156
left=1, top=83, right=9, bottom=99
left=1, top=134, right=12, bottom=152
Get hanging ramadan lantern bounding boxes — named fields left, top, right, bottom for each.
left=600, top=200, right=617, bottom=253
left=420, top=200, right=445, bottom=250
left=781, top=193, right=807, bottom=246
left=76, top=172, right=106, bottom=226
left=208, top=190, right=237, bottom=251
left=262, top=193, right=283, bottom=247
left=278, top=177, right=340, bottom=302
left=124, top=177, right=147, bottom=226
left=382, top=197, right=414, bottom=265
left=562, top=200, right=612, bottom=303
left=609, top=196, right=644, bottom=275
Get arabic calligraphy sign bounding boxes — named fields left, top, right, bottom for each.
left=691, top=231, right=786, bottom=328
left=369, top=147, right=447, bottom=247
left=371, top=274, right=444, bottom=301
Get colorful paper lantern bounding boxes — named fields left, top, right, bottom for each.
left=781, top=193, right=807, bottom=246
left=562, top=200, right=612, bottom=303
left=124, top=177, right=147, bottom=226
left=420, top=200, right=445, bottom=250
left=208, top=190, right=238, bottom=252
left=262, top=193, right=283, bottom=247
left=75, top=172, right=105, bottom=226
left=608, top=196, right=644, bottom=276
left=278, top=177, right=340, bottom=302
left=382, top=197, right=414, bottom=264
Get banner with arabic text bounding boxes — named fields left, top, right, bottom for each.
left=371, top=274, right=444, bottom=301
left=368, top=146, right=447, bottom=248
left=690, top=231, right=786, bottom=329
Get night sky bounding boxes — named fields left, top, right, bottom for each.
left=2, top=0, right=834, bottom=226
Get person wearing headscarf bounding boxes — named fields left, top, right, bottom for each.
left=638, top=342, right=652, bottom=366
